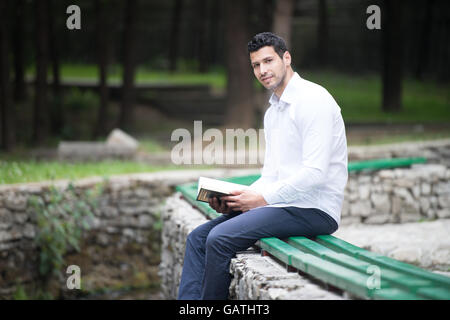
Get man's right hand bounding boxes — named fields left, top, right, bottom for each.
left=208, top=196, right=234, bottom=214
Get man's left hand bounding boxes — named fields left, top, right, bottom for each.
left=221, top=190, right=268, bottom=212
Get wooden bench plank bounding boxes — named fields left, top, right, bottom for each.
left=260, top=237, right=417, bottom=299
left=371, top=288, right=421, bottom=300
left=287, top=237, right=434, bottom=294
left=259, top=237, right=300, bottom=266
left=416, top=287, right=450, bottom=300
left=316, top=235, right=450, bottom=289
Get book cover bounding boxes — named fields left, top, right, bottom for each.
left=196, top=177, right=249, bottom=203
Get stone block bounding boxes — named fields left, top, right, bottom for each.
left=370, top=193, right=390, bottom=214
left=364, top=214, right=391, bottom=224
left=4, top=194, right=27, bottom=211
left=436, top=208, right=450, bottom=219
left=350, top=200, right=372, bottom=217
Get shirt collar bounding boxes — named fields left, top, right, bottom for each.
left=269, top=72, right=302, bottom=111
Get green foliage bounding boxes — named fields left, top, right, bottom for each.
left=302, top=70, right=450, bottom=124
left=29, top=182, right=102, bottom=279
left=13, top=284, right=29, bottom=300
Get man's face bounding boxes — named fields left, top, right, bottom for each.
left=250, top=46, right=291, bottom=91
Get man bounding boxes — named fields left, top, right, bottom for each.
left=177, top=32, right=348, bottom=300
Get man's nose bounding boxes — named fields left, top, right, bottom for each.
left=260, top=63, right=267, bottom=75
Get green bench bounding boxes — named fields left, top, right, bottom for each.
left=175, top=157, right=450, bottom=300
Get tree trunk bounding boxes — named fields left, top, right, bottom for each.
left=118, top=0, right=138, bottom=131
left=224, top=0, right=254, bottom=129
left=196, top=0, right=210, bottom=73
left=33, top=0, right=49, bottom=145
left=0, top=0, right=13, bottom=150
left=272, top=0, right=295, bottom=48
left=382, top=0, right=403, bottom=112
left=48, top=0, right=63, bottom=136
left=13, top=0, right=26, bottom=102
left=317, top=0, right=329, bottom=67
left=414, top=0, right=434, bottom=80
left=169, top=0, right=183, bottom=72
left=93, top=0, right=110, bottom=139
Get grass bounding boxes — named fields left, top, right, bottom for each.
left=137, top=139, right=168, bottom=153
left=0, top=159, right=184, bottom=185
left=301, top=70, right=450, bottom=124
left=26, top=63, right=226, bottom=89
left=26, top=64, right=450, bottom=123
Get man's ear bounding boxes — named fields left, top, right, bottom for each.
left=283, top=51, right=292, bottom=67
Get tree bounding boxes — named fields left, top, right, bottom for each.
left=0, top=0, right=14, bottom=150
left=93, top=0, right=111, bottom=139
left=272, top=0, right=295, bottom=48
left=33, top=0, right=50, bottom=145
left=195, top=0, right=210, bottom=73
left=317, top=0, right=329, bottom=67
left=13, top=0, right=26, bottom=102
left=169, top=0, right=183, bottom=72
left=224, top=0, right=255, bottom=129
left=48, top=0, right=63, bottom=136
left=381, top=0, right=404, bottom=112
left=118, top=0, right=139, bottom=131
left=414, top=0, right=434, bottom=80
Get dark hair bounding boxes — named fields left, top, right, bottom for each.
left=247, top=32, right=288, bottom=58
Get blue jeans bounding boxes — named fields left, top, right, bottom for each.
left=177, top=206, right=338, bottom=300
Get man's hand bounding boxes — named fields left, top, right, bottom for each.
left=208, top=196, right=235, bottom=214
left=221, top=190, right=268, bottom=212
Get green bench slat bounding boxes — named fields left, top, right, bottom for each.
left=371, top=288, right=420, bottom=300
left=260, top=237, right=300, bottom=265
left=287, top=237, right=435, bottom=294
left=260, top=237, right=417, bottom=299
left=348, top=157, right=426, bottom=172
left=416, top=287, right=450, bottom=300
left=175, top=184, right=220, bottom=219
left=316, top=235, right=450, bottom=290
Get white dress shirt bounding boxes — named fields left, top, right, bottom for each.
left=250, top=72, right=348, bottom=225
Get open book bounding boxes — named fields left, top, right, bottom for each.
left=196, top=177, right=249, bottom=203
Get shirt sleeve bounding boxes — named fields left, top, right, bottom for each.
left=261, top=97, right=335, bottom=204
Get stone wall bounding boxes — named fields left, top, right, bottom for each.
left=342, top=163, right=450, bottom=225
left=347, top=139, right=450, bottom=165
left=0, top=168, right=258, bottom=299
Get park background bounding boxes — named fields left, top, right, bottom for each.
left=0, top=0, right=449, bottom=300
left=0, top=0, right=449, bottom=183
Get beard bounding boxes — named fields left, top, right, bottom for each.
left=262, top=70, right=286, bottom=92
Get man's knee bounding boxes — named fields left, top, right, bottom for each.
left=205, top=228, right=225, bottom=251
left=186, top=225, right=207, bottom=247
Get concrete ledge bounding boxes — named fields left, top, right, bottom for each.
left=229, top=252, right=345, bottom=300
